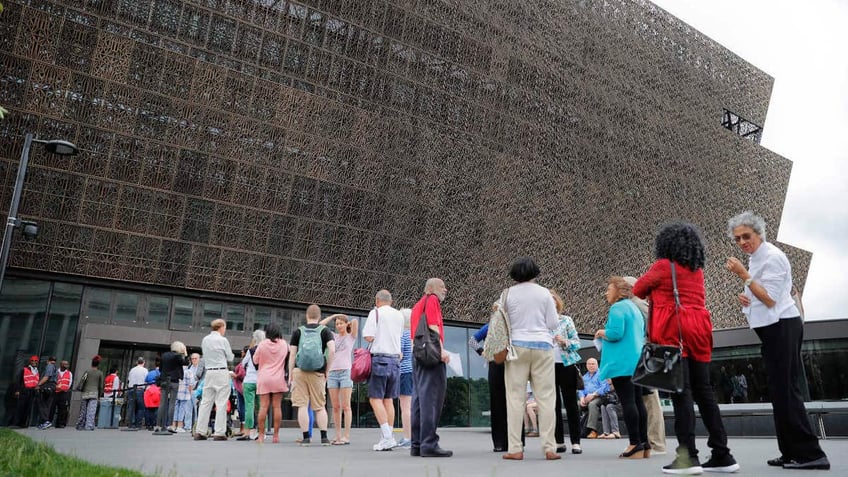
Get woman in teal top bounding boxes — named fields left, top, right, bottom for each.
left=595, top=276, right=648, bottom=459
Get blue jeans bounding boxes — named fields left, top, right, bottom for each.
left=126, top=388, right=146, bottom=427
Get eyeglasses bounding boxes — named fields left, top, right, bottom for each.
left=733, top=233, right=753, bottom=242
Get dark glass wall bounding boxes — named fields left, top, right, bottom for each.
left=0, top=278, right=81, bottom=425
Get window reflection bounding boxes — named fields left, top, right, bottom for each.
left=172, top=297, right=194, bottom=330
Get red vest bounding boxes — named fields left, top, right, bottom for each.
left=104, top=373, right=118, bottom=394
left=56, top=370, right=72, bottom=392
left=23, top=367, right=39, bottom=389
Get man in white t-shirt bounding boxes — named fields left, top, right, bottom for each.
left=126, top=357, right=149, bottom=429
left=362, top=289, right=404, bottom=451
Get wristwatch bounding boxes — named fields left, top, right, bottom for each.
left=743, top=277, right=754, bottom=287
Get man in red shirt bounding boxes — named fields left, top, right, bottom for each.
left=409, top=278, right=452, bottom=458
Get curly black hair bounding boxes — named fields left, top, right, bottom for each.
left=654, top=222, right=706, bottom=271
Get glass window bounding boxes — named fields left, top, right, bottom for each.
left=171, top=297, right=194, bottom=330
left=113, top=292, right=139, bottom=324
left=254, top=306, right=272, bottom=331
left=203, top=302, right=223, bottom=327
left=440, top=326, right=471, bottom=427
left=226, top=304, right=245, bottom=332
left=0, top=279, right=51, bottom=425
left=43, top=283, right=82, bottom=362
left=147, top=295, right=171, bottom=327
left=85, top=288, right=113, bottom=323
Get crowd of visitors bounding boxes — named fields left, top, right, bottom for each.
left=8, top=212, right=831, bottom=472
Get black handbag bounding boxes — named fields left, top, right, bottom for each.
left=631, top=262, right=684, bottom=393
left=413, top=295, right=442, bottom=368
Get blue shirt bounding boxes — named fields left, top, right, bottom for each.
left=145, top=368, right=160, bottom=384
left=473, top=324, right=489, bottom=341
left=400, top=333, right=412, bottom=374
left=578, top=371, right=609, bottom=398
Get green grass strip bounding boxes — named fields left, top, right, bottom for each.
left=0, top=428, right=149, bottom=477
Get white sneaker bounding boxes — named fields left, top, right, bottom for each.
left=373, top=437, right=397, bottom=451
left=174, top=427, right=186, bottom=433
left=249, top=429, right=259, bottom=440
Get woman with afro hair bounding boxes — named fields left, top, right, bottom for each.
left=633, top=222, right=739, bottom=475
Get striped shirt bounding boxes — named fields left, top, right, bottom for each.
left=400, top=333, right=413, bottom=374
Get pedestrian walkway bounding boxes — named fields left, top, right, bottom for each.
left=17, top=427, right=847, bottom=476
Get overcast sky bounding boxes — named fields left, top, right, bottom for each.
left=649, top=0, right=848, bottom=321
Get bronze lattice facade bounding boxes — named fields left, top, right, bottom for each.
left=0, top=0, right=810, bottom=331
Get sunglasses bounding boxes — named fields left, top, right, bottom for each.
left=733, top=233, right=753, bottom=242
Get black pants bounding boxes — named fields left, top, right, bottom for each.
left=755, top=317, right=825, bottom=462
left=14, top=389, right=35, bottom=427
left=52, top=391, right=71, bottom=427
left=488, top=362, right=508, bottom=449
left=411, top=362, right=446, bottom=452
left=554, top=363, right=581, bottom=445
left=671, top=358, right=730, bottom=459
left=37, top=388, right=55, bottom=424
left=611, top=377, right=647, bottom=446
left=157, top=381, right=180, bottom=428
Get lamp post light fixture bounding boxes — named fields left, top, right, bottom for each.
left=0, top=133, right=79, bottom=294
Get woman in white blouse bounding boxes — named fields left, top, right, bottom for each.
left=725, top=211, right=829, bottom=470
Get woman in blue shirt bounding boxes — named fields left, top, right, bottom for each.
left=595, top=276, right=647, bottom=459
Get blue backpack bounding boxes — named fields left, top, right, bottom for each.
left=296, top=325, right=327, bottom=371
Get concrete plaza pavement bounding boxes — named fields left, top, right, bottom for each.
left=18, top=427, right=847, bottom=477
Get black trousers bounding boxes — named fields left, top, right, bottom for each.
left=488, top=362, right=508, bottom=449
left=611, top=377, right=648, bottom=446
left=755, top=317, right=825, bottom=462
left=37, top=389, right=55, bottom=423
left=411, top=362, right=446, bottom=452
left=671, top=358, right=731, bottom=459
left=14, top=389, right=35, bottom=427
left=52, top=391, right=71, bottom=427
left=554, top=363, right=581, bottom=445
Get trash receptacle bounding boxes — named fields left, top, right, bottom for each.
left=97, top=397, right=123, bottom=428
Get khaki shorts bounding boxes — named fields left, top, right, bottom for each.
left=290, top=368, right=326, bottom=410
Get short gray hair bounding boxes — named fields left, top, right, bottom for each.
left=375, top=289, right=393, bottom=303
left=727, top=211, right=767, bottom=242
left=252, top=329, right=266, bottom=345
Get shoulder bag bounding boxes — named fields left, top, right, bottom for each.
left=413, top=296, right=442, bottom=368
left=351, top=309, right=376, bottom=382
left=482, top=289, right=517, bottom=364
left=631, top=262, right=684, bottom=393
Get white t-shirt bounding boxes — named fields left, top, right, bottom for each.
left=505, top=282, right=559, bottom=345
left=362, top=305, right=403, bottom=356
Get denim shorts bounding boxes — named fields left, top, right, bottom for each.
left=327, top=369, right=353, bottom=389
left=367, top=355, right=400, bottom=399
left=399, top=372, right=413, bottom=396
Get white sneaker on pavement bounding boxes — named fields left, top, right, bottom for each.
left=373, top=437, right=397, bottom=451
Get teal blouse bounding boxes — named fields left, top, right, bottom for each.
left=598, top=299, right=645, bottom=381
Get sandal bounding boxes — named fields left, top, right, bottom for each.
left=600, top=433, right=611, bottom=439
left=331, top=439, right=345, bottom=445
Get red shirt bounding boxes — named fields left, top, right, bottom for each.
left=410, top=294, right=444, bottom=343
left=633, top=259, right=714, bottom=362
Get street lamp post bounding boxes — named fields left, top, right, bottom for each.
left=0, top=133, right=79, bottom=293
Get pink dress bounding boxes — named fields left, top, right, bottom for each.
left=253, top=338, right=289, bottom=395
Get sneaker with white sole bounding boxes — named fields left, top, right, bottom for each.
left=396, top=438, right=412, bottom=449
left=373, top=437, right=397, bottom=451
left=174, top=427, right=186, bottom=433
left=702, top=453, right=740, bottom=473
left=663, top=455, right=703, bottom=475
left=249, top=429, right=259, bottom=440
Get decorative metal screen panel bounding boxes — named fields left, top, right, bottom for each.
left=0, top=0, right=810, bottom=330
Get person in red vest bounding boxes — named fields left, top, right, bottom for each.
left=104, top=367, right=122, bottom=399
left=52, top=360, right=73, bottom=428
left=13, top=356, right=40, bottom=427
